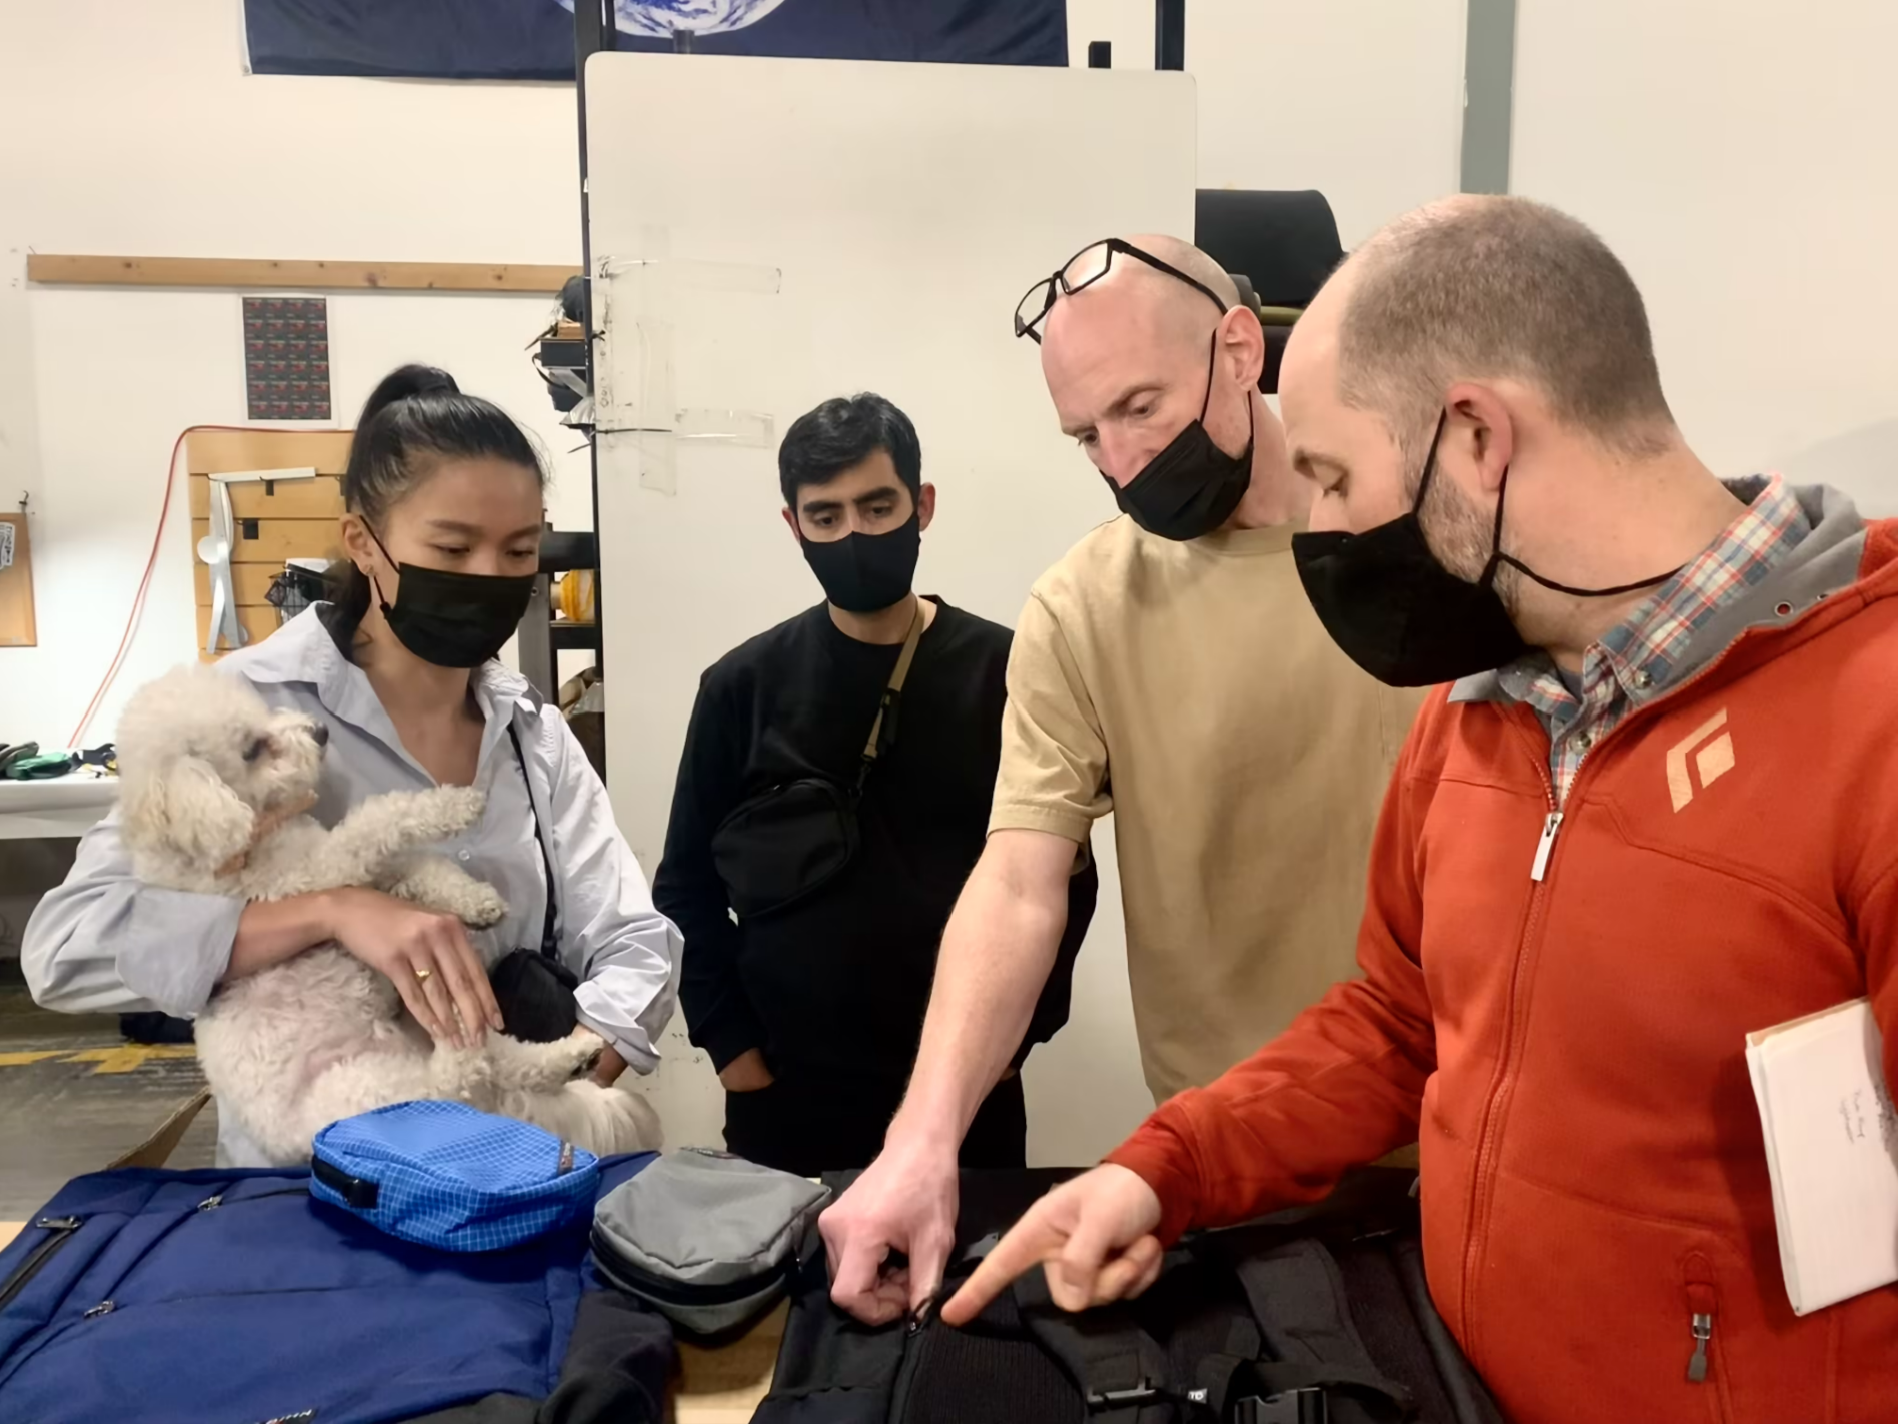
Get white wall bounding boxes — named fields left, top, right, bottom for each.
left=1512, top=0, right=1898, bottom=515
left=0, top=0, right=592, bottom=750
left=1068, top=0, right=1468, bottom=245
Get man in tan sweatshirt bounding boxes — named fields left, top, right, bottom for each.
left=822, top=234, right=1423, bottom=1324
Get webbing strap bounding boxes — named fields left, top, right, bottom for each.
left=1226, top=1240, right=1412, bottom=1420
left=857, top=602, right=926, bottom=770
left=1013, top=1268, right=1177, bottom=1423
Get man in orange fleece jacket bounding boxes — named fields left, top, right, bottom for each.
left=945, top=195, right=1898, bottom=1423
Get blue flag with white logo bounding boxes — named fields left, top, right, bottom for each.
left=244, top=0, right=1067, bottom=80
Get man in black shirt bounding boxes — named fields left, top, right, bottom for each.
left=654, top=393, right=1096, bottom=1175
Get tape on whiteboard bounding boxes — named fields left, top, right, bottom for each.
left=0, top=520, right=13, bottom=572
left=596, top=255, right=783, bottom=296
left=592, top=250, right=781, bottom=494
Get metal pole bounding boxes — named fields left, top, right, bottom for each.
left=573, top=0, right=615, bottom=683
left=1459, top=0, right=1517, bottom=194
left=1154, top=0, right=1185, bottom=71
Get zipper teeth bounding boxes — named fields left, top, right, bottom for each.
left=0, top=1219, right=82, bottom=1312
left=1454, top=700, right=1629, bottom=1352
left=887, top=1311, right=932, bottom=1419
left=1458, top=643, right=1752, bottom=1355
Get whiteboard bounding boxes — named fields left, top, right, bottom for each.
left=585, top=53, right=1197, bottom=1159
left=1512, top=0, right=1898, bottom=516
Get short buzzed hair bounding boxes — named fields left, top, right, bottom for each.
left=778, top=392, right=922, bottom=508
left=1119, top=233, right=1241, bottom=312
left=1337, top=197, right=1673, bottom=465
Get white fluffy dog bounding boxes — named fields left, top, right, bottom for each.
left=115, top=664, right=660, bottom=1164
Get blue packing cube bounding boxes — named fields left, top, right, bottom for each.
left=311, top=1099, right=600, bottom=1251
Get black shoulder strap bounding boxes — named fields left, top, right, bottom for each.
left=506, top=722, right=559, bottom=961
left=1013, top=1268, right=1178, bottom=1424
left=1222, top=1239, right=1413, bottom=1423
left=1392, top=1237, right=1507, bottom=1424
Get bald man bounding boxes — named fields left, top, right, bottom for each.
left=941, top=198, right=1898, bottom=1423
left=819, top=235, right=1420, bottom=1323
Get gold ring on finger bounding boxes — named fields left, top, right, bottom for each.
left=414, top=967, right=433, bottom=983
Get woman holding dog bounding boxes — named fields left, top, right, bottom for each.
left=23, top=366, right=680, bottom=1165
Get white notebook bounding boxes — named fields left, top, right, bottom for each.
left=1746, top=999, right=1898, bottom=1315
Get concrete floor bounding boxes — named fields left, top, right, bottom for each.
left=0, top=966, right=217, bottom=1218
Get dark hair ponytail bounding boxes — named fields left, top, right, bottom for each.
left=327, top=363, right=546, bottom=638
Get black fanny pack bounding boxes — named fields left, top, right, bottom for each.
left=709, top=605, right=924, bottom=921
left=490, top=723, right=580, bottom=1043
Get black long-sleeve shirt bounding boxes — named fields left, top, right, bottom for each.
left=654, top=598, right=1094, bottom=1084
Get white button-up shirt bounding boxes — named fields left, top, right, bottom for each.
left=23, top=607, right=680, bottom=1165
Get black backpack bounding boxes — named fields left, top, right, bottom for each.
left=756, top=1167, right=1506, bottom=1424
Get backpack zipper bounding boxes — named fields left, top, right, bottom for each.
left=65, top=1192, right=311, bottom=1329
left=887, top=1307, right=934, bottom=1422
left=193, top=1186, right=312, bottom=1213
left=0, top=1217, right=83, bottom=1312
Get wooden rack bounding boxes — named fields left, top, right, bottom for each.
left=188, top=429, right=352, bottom=660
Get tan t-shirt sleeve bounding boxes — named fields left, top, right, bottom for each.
left=989, top=588, right=1112, bottom=844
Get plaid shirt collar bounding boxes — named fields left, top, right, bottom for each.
left=1496, top=475, right=1810, bottom=776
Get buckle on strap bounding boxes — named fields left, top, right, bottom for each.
left=1089, top=1383, right=1162, bottom=1410
left=1086, top=1382, right=1212, bottom=1414
left=1234, top=1387, right=1328, bottom=1424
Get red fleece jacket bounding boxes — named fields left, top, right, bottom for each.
left=1109, top=518, right=1898, bottom=1424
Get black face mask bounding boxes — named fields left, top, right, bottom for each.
left=1109, top=336, right=1254, bottom=541
left=368, top=529, right=537, bottom=669
left=800, top=513, right=921, bottom=614
left=1291, top=413, right=1682, bottom=687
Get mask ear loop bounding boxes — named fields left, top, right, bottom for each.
left=1478, top=464, right=1510, bottom=592
left=1199, top=322, right=1256, bottom=452
left=1411, top=409, right=1452, bottom=518
left=1478, top=453, right=1682, bottom=599
left=1195, top=327, right=1224, bottom=424
left=362, top=522, right=400, bottom=617
left=1414, top=409, right=1513, bottom=593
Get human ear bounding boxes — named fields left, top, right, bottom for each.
left=1444, top=383, right=1515, bottom=496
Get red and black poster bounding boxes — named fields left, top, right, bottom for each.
left=242, top=297, right=333, bottom=422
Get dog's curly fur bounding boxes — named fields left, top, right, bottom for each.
left=116, top=664, right=661, bottom=1165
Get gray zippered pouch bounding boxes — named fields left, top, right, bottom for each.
left=591, top=1148, right=831, bottom=1337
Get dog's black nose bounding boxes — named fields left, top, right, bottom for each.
left=310, top=722, right=330, bottom=748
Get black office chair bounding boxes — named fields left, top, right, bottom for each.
left=1194, top=189, right=1345, bottom=392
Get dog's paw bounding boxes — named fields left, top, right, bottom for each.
left=413, top=785, right=487, bottom=838
left=456, top=879, right=509, bottom=929
left=584, top=1082, right=664, bottom=1155
left=490, top=1031, right=603, bottom=1089
left=384, top=856, right=506, bottom=926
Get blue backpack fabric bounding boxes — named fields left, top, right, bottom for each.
left=312, top=1100, right=601, bottom=1252
left=0, top=1154, right=653, bottom=1424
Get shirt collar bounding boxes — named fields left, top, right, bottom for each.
left=1449, top=474, right=1810, bottom=706
left=241, top=606, right=544, bottom=775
